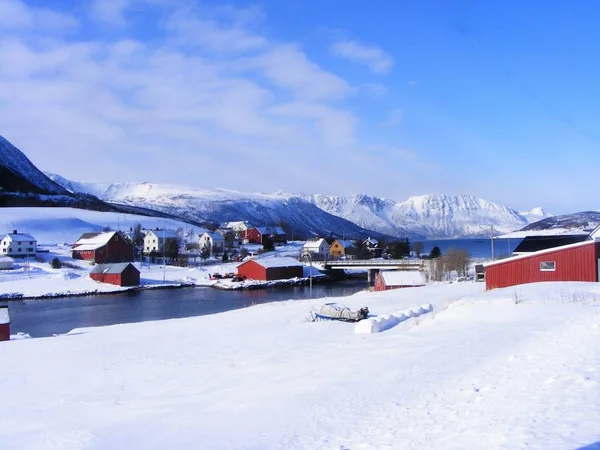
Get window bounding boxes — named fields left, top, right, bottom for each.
left=18, top=248, right=21, bottom=252
left=2, top=249, right=5, bottom=253
left=540, top=261, right=555, bottom=271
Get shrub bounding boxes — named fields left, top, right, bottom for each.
left=50, top=257, right=61, bottom=269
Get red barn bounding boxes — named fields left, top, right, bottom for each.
left=237, top=256, right=303, bottom=281
left=90, top=262, right=141, bottom=287
left=485, top=240, right=600, bottom=290
left=72, top=232, right=134, bottom=264
left=0, top=306, right=10, bottom=342
left=374, top=271, right=426, bottom=291
left=244, top=227, right=287, bottom=245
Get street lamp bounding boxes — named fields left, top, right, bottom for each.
left=304, top=251, right=313, bottom=299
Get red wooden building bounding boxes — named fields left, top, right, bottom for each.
left=237, top=256, right=303, bottom=281
left=72, top=232, right=134, bottom=264
left=244, top=227, right=287, bottom=246
left=374, top=271, right=426, bottom=291
left=485, top=240, right=600, bottom=290
left=0, top=306, right=10, bottom=342
left=90, top=262, right=141, bottom=287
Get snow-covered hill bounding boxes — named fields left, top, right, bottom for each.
left=303, top=193, right=550, bottom=239
left=0, top=135, right=68, bottom=195
left=45, top=177, right=383, bottom=240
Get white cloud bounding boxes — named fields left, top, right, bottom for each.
left=0, top=0, right=77, bottom=31
left=89, top=0, right=130, bottom=25
left=0, top=2, right=421, bottom=198
left=330, top=40, right=394, bottom=74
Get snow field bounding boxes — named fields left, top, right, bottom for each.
left=355, top=303, right=433, bottom=334
left=1, top=282, right=599, bottom=449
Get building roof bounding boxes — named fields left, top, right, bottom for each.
left=73, top=231, right=120, bottom=251
left=90, top=262, right=139, bottom=274
left=303, top=238, right=326, bottom=249
left=0, top=306, right=10, bottom=324
left=512, top=234, right=588, bottom=254
left=364, top=237, right=379, bottom=246
left=145, top=229, right=179, bottom=239
left=224, top=221, right=251, bottom=229
left=201, top=231, right=224, bottom=241
left=0, top=256, right=15, bottom=262
left=334, top=239, right=355, bottom=248
left=485, top=240, right=596, bottom=268
left=3, top=232, right=36, bottom=242
left=242, top=256, right=303, bottom=269
left=254, top=226, right=286, bottom=235
left=380, top=270, right=425, bottom=286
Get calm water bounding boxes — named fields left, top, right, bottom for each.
left=1, top=281, right=367, bottom=338
left=421, top=237, right=522, bottom=259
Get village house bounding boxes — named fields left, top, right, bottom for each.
left=144, top=229, right=179, bottom=254
left=90, top=262, right=141, bottom=287
left=72, top=231, right=134, bottom=264
left=302, top=238, right=330, bottom=260
left=245, top=226, right=287, bottom=246
left=0, top=230, right=37, bottom=258
left=363, top=237, right=382, bottom=258
left=199, top=231, right=225, bottom=255
left=329, top=239, right=355, bottom=259
left=374, top=270, right=426, bottom=291
left=223, top=221, right=253, bottom=239
left=237, top=256, right=303, bottom=281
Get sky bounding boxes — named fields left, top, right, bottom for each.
left=1, top=0, right=599, bottom=214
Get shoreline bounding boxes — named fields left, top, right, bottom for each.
left=0, top=275, right=352, bottom=301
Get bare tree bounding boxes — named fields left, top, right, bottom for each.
left=412, top=241, right=424, bottom=257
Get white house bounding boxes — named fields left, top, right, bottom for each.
left=144, top=229, right=179, bottom=254
left=1, top=230, right=37, bottom=257
left=302, top=238, right=330, bottom=260
left=199, top=231, right=225, bottom=255
left=223, top=221, right=253, bottom=239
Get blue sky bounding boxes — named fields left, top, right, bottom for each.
left=1, top=0, right=598, bottom=214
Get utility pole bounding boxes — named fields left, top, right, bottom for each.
left=491, top=226, right=495, bottom=261
left=163, top=225, right=166, bottom=284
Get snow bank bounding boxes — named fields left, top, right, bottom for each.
left=355, top=303, right=433, bottom=334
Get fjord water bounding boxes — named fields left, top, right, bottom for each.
left=422, top=237, right=521, bottom=259
left=2, top=281, right=367, bottom=338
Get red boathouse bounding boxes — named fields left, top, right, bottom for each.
left=90, top=262, right=141, bottom=287
left=485, top=240, right=600, bottom=290
left=237, top=256, right=303, bottom=281
left=0, top=306, right=10, bottom=342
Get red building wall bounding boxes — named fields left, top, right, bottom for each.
left=90, top=264, right=140, bottom=286
left=0, top=323, right=9, bottom=341
left=374, top=273, right=387, bottom=291
left=244, top=228, right=262, bottom=244
left=73, top=235, right=134, bottom=264
left=486, top=242, right=599, bottom=290
left=237, top=260, right=267, bottom=280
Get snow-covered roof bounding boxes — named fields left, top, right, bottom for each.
left=90, top=262, right=138, bottom=274
left=484, top=240, right=596, bottom=268
left=0, top=306, right=9, bottom=324
left=0, top=256, right=14, bottom=262
left=3, top=232, right=36, bottom=242
left=201, top=231, right=224, bottom=241
left=245, top=256, right=303, bottom=269
left=73, top=231, right=118, bottom=250
left=380, top=270, right=425, bottom=286
left=255, top=226, right=285, bottom=235
left=145, top=229, right=179, bottom=239
left=303, top=238, right=326, bottom=249
left=334, top=239, right=355, bottom=248
left=364, top=237, right=379, bottom=245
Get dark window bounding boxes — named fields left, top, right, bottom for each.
left=540, top=261, right=555, bottom=271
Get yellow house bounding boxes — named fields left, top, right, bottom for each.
left=329, top=239, right=355, bottom=259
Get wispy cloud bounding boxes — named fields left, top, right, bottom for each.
left=0, top=0, right=77, bottom=31
left=330, top=40, right=394, bottom=74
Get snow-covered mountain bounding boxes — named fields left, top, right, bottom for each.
left=303, top=193, right=550, bottom=239
left=521, top=211, right=600, bottom=234
left=45, top=177, right=386, bottom=240
left=0, top=135, right=68, bottom=195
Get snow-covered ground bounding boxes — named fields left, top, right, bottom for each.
left=0, top=239, right=319, bottom=298
left=1, top=281, right=599, bottom=449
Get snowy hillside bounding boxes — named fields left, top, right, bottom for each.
left=45, top=177, right=382, bottom=240
left=0, top=207, right=200, bottom=245
left=304, top=193, right=550, bottom=239
left=0, top=135, right=68, bottom=195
